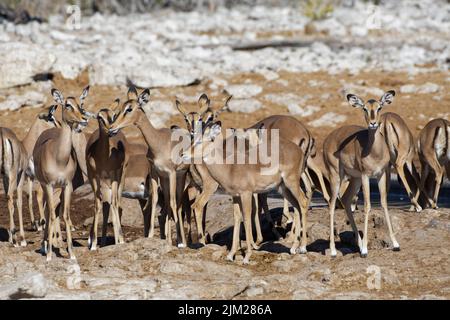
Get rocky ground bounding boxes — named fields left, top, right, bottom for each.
left=0, top=1, right=449, bottom=300
left=0, top=190, right=449, bottom=300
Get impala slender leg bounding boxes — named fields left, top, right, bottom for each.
left=308, top=162, right=330, bottom=203
left=396, top=161, right=422, bottom=212
left=282, top=178, right=306, bottom=255
left=27, top=177, right=38, bottom=231
left=241, top=192, right=254, bottom=265
left=45, top=184, right=56, bottom=262
left=17, top=176, right=26, bottom=247
left=193, top=181, right=218, bottom=245
left=419, top=163, right=433, bottom=208
left=431, top=167, right=444, bottom=210
left=53, top=190, right=63, bottom=249
left=378, top=171, right=400, bottom=251
left=227, top=198, right=242, bottom=262
left=5, top=177, right=16, bottom=245
left=88, top=178, right=98, bottom=249
left=89, top=195, right=102, bottom=250
left=328, top=174, right=339, bottom=258
left=299, top=189, right=309, bottom=254
left=63, top=183, right=76, bottom=259
left=340, top=178, right=363, bottom=249
left=148, top=177, right=159, bottom=239
left=253, top=194, right=263, bottom=247
left=141, top=199, right=151, bottom=237
left=259, top=193, right=282, bottom=240
left=283, top=199, right=292, bottom=224
left=361, top=175, right=371, bottom=258
left=112, top=181, right=124, bottom=244
left=408, top=161, right=426, bottom=210
left=160, top=176, right=171, bottom=243
left=36, top=184, right=46, bottom=231
left=174, top=172, right=187, bottom=248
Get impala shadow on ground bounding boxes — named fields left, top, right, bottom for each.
left=0, top=228, right=8, bottom=242
left=210, top=179, right=450, bottom=254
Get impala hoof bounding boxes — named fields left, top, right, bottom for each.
left=299, top=246, right=307, bottom=254
left=226, top=254, right=234, bottom=262
left=290, top=247, right=298, bottom=255
left=243, top=258, right=250, bottom=265
left=177, top=243, right=186, bottom=249
left=40, top=243, right=48, bottom=255
left=330, top=248, right=337, bottom=258
left=360, top=248, right=368, bottom=258
left=393, top=243, right=401, bottom=251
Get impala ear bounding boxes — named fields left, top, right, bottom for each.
left=347, top=94, right=365, bottom=108
left=127, top=86, right=138, bottom=101
left=208, top=121, right=222, bottom=140
left=38, top=106, right=56, bottom=120
left=80, top=86, right=90, bottom=107
left=380, top=90, right=396, bottom=106
left=51, top=89, right=64, bottom=105
left=138, top=89, right=150, bottom=107
left=216, top=95, right=232, bottom=116
left=48, top=104, right=58, bottom=116
left=110, top=99, right=121, bottom=111
left=176, top=100, right=188, bottom=117
left=198, top=94, right=210, bottom=116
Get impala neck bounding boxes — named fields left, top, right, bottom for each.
left=56, top=119, right=73, bottom=165
left=22, top=119, right=45, bottom=158
left=365, top=127, right=385, bottom=156
left=98, top=123, right=112, bottom=154
left=135, top=109, right=163, bottom=155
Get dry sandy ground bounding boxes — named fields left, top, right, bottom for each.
left=0, top=70, right=449, bottom=300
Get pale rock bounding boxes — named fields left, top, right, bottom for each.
left=308, top=112, right=347, bottom=128
left=245, top=285, right=265, bottom=297
left=225, top=84, right=263, bottom=99
left=145, top=100, right=177, bottom=115
left=258, top=69, right=280, bottom=81
left=0, top=273, right=48, bottom=300
left=227, top=99, right=262, bottom=113
left=52, top=51, right=89, bottom=80
left=400, top=82, right=441, bottom=94
left=0, top=91, right=46, bottom=111
left=287, top=104, right=320, bottom=117
left=0, top=42, right=56, bottom=89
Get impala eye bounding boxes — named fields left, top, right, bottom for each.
left=125, top=106, right=132, bottom=114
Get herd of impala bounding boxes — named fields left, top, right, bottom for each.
left=0, top=85, right=449, bottom=263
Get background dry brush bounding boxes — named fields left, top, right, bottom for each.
left=0, top=0, right=389, bottom=21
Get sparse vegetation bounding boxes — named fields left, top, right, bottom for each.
left=300, top=0, right=335, bottom=20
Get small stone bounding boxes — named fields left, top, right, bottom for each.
left=225, top=84, right=263, bottom=99
left=245, top=285, right=264, bottom=297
